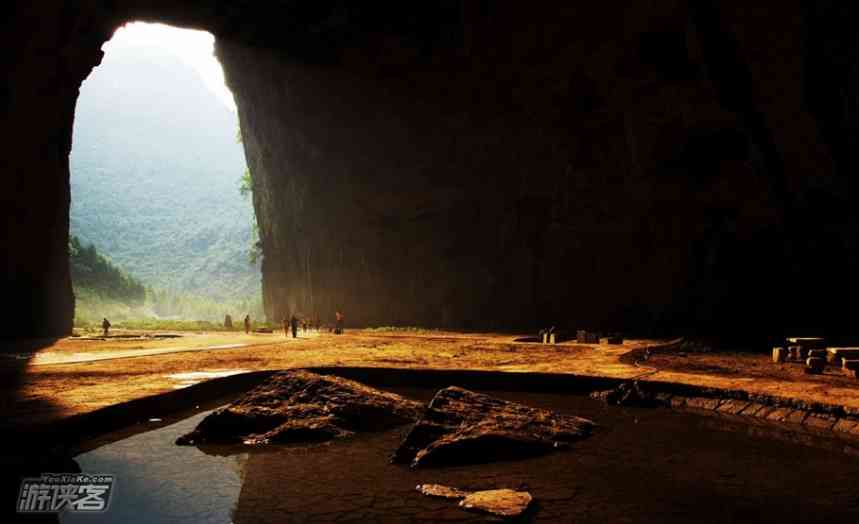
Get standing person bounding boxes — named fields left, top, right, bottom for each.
left=290, top=314, right=299, bottom=338
left=244, top=314, right=251, bottom=334
left=101, top=318, right=111, bottom=337
left=335, top=311, right=344, bottom=335
left=282, top=315, right=289, bottom=338
left=224, top=314, right=233, bottom=329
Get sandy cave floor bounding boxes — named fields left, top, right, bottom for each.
left=1, top=329, right=857, bottom=431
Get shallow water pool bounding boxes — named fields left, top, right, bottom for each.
left=63, top=387, right=859, bottom=523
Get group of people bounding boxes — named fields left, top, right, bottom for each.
left=280, top=311, right=345, bottom=338
left=229, top=311, right=345, bottom=338
left=98, top=310, right=344, bottom=338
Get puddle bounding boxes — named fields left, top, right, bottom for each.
left=62, top=410, right=247, bottom=524
left=65, top=387, right=859, bottom=522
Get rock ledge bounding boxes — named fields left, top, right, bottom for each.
left=176, top=370, right=422, bottom=446
left=394, top=386, right=595, bottom=467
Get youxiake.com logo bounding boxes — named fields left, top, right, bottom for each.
left=18, top=473, right=114, bottom=513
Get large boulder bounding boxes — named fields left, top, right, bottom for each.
left=393, top=387, right=595, bottom=468
left=176, top=370, right=423, bottom=446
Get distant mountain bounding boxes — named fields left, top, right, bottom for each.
left=70, top=38, right=259, bottom=301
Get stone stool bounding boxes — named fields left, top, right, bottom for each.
left=805, top=357, right=825, bottom=375
left=772, top=347, right=787, bottom=363
left=576, top=330, right=599, bottom=344
left=843, top=359, right=859, bottom=379
left=788, top=346, right=802, bottom=361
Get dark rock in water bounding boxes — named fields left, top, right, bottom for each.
left=392, top=387, right=595, bottom=468
left=176, top=370, right=423, bottom=446
left=590, top=380, right=662, bottom=407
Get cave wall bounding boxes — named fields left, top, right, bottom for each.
left=217, top=0, right=855, bottom=337
left=2, top=1, right=858, bottom=339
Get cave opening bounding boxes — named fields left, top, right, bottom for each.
left=68, top=22, right=262, bottom=329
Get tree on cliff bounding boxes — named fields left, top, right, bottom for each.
left=238, top=163, right=262, bottom=264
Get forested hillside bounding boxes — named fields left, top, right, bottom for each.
left=69, top=32, right=259, bottom=306
left=70, top=236, right=146, bottom=305
left=70, top=235, right=263, bottom=325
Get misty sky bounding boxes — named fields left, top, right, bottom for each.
left=104, top=22, right=237, bottom=112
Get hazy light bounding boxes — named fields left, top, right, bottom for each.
left=104, top=22, right=237, bottom=112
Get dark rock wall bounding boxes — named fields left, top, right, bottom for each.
left=0, top=1, right=115, bottom=337
left=2, top=1, right=858, bottom=339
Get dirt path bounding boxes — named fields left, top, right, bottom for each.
left=4, top=334, right=319, bottom=366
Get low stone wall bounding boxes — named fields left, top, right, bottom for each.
left=635, top=380, right=859, bottom=440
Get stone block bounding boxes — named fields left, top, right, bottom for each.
left=764, top=407, right=793, bottom=422
left=803, top=414, right=837, bottom=432
left=804, top=357, right=825, bottom=374
left=669, top=396, right=688, bottom=409
left=654, top=392, right=673, bottom=404
left=842, top=359, right=859, bottom=370
left=576, top=330, right=599, bottom=343
left=685, top=397, right=722, bottom=411
left=786, top=337, right=826, bottom=349
left=738, top=402, right=768, bottom=417
left=716, top=399, right=751, bottom=415
left=826, top=347, right=859, bottom=366
left=808, top=349, right=827, bottom=359
left=784, top=410, right=808, bottom=426
left=772, top=347, right=787, bottom=363
left=833, top=418, right=859, bottom=436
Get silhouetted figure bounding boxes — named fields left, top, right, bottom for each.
left=282, top=316, right=289, bottom=338
left=335, top=311, right=344, bottom=335
left=290, top=315, right=299, bottom=338
left=102, top=318, right=111, bottom=337
left=244, top=315, right=251, bottom=334
left=224, top=314, right=233, bottom=329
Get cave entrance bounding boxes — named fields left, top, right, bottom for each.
left=69, top=22, right=262, bottom=330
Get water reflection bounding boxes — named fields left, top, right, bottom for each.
left=62, top=411, right=247, bottom=523
left=63, top=389, right=859, bottom=523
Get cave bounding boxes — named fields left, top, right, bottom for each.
left=3, top=1, right=858, bottom=342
